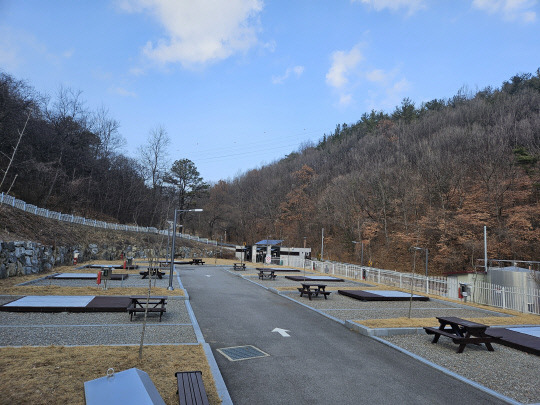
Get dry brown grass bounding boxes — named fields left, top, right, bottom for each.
left=0, top=345, right=220, bottom=405
left=0, top=262, right=215, bottom=404
left=356, top=313, right=540, bottom=328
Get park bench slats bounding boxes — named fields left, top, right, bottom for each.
left=175, top=371, right=209, bottom=405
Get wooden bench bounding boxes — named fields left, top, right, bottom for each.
left=175, top=371, right=209, bottom=405
left=233, top=263, right=246, bottom=270
left=424, top=316, right=497, bottom=353
left=128, top=296, right=167, bottom=322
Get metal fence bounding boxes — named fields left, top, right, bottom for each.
left=307, top=259, right=540, bottom=315
left=0, top=192, right=227, bottom=245
left=1, top=192, right=159, bottom=234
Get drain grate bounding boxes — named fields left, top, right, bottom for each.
left=217, top=345, right=269, bottom=361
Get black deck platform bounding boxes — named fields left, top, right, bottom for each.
left=0, top=296, right=132, bottom=313
left=338, top=289, right=429, bottom=301
left=285, top=275, right=344, bottom=282
left=255, top=268, right=301, bottom=272
left=487, top=327, right=540, bottom=356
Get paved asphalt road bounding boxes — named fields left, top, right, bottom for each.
left=180, top=266, right=508, bottom=405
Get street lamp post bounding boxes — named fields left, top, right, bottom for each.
left=411, top=246, right=429, bottom=277
left=321, top=228, right=324, bottom=261
left=168, top=208, right=203, bottom=290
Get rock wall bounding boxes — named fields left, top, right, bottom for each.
left=0, top=240, right=163, bottom=279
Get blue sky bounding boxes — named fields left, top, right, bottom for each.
left=1, top=0, right=539, bottom=183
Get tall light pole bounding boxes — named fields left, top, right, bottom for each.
left=352, top=241, right=364, bottom=267
left=411, top=246, right=429, bottom=277
left=168, top=208, right=203, bottom=290
left=321, top=228, right=324, bottom=261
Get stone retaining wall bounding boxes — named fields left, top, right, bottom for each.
left=0, top=240, right=162, bottom=279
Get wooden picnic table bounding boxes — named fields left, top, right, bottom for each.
left=192, top=258, right=205, bottom=265
left=258, top=269, right=276, bottom=280
left=233, top=262, right=246, bottom=270
left=139, top=267, right=165, bottom=279
left=128, top=296, right=167, bottom=322
left=298, top=283, right=331, bottom=300
left=424, top=316, right=498, bottom=353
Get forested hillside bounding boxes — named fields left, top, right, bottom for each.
left=195, top=71, right=540, bottom=274
left=1, top=70, right=539, bottom=275
left=0, top=72, right=204, bottom=228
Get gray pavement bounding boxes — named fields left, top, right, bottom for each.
left=179, top=265, right=509, bottom=405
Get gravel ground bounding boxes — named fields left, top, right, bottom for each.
left=279, top=291, right=510, bottom=322
left=0, top=299, right=198, bottom=346
left=382, top=334, right=540, bottom=404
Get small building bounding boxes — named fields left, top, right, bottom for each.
left=235, top=240, right=311, bottom=267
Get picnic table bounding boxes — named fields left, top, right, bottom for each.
left=233, top=263, right=246, bottom=270
left=192, top=258, right=205, bottom=265
left=298, top=283, right=331, bottom=300
left=424, top=316, right=498, bottom=353
left=258, top=269, right=276, bottom=280
left=127, top=296, right=167, bottom=322
left=139, top=268, right=165, bottom=279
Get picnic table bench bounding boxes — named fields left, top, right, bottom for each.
left=139, top=268, right=165, bottom=279
left=424, top=316, right=498, bottom=353
left=233, top=262, right=246, bottom=270
left=175, top=371, right=209, bottom=405
left=127, top=296, right=167, bottom=322
left=191, top=259, right=205, bottom=265
left=298, top=283, right=331, bottom=300
left=258, top=269, right=276, bottom=280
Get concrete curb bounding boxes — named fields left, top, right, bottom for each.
left=344, top=320, right=425, bottom=337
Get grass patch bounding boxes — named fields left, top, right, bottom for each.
left=355, top=313, right=540, bottom=329
left=0, top=345, right=220, bottom=405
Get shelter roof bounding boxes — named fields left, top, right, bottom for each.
left=255, top=239, right=283, bottom=246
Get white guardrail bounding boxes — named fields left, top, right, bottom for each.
left=0, top=192, right=221, bottom=244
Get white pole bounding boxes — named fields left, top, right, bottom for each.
left=484, top=226, right=488, bottom=273
left=321, top=228, right=324, bottom=261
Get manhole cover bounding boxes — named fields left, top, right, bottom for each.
left=217, top=345, right=269, bottom=361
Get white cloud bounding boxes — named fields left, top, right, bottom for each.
left=119, top=0, right=264, bottom=67
left=0, top=26, right=73, bottom=72
left=326, top=45, right=363, bottom=89
left=339, top=93, right=353, bottom=106
left=365, top=68, right=388, bottom=83
left=111, top=86, right=137, bottom=97
left=272, top=65, right=304, bottom=84
left=472, top=0, right=537, bottom=22
left=354, top=0, right=426, bottom=14
left=369, top=77, right=411, bottom=110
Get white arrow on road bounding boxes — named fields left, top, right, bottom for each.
left=206, top=275, right=211, bottom=277
left=272, top=328, right=290, bottom=337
